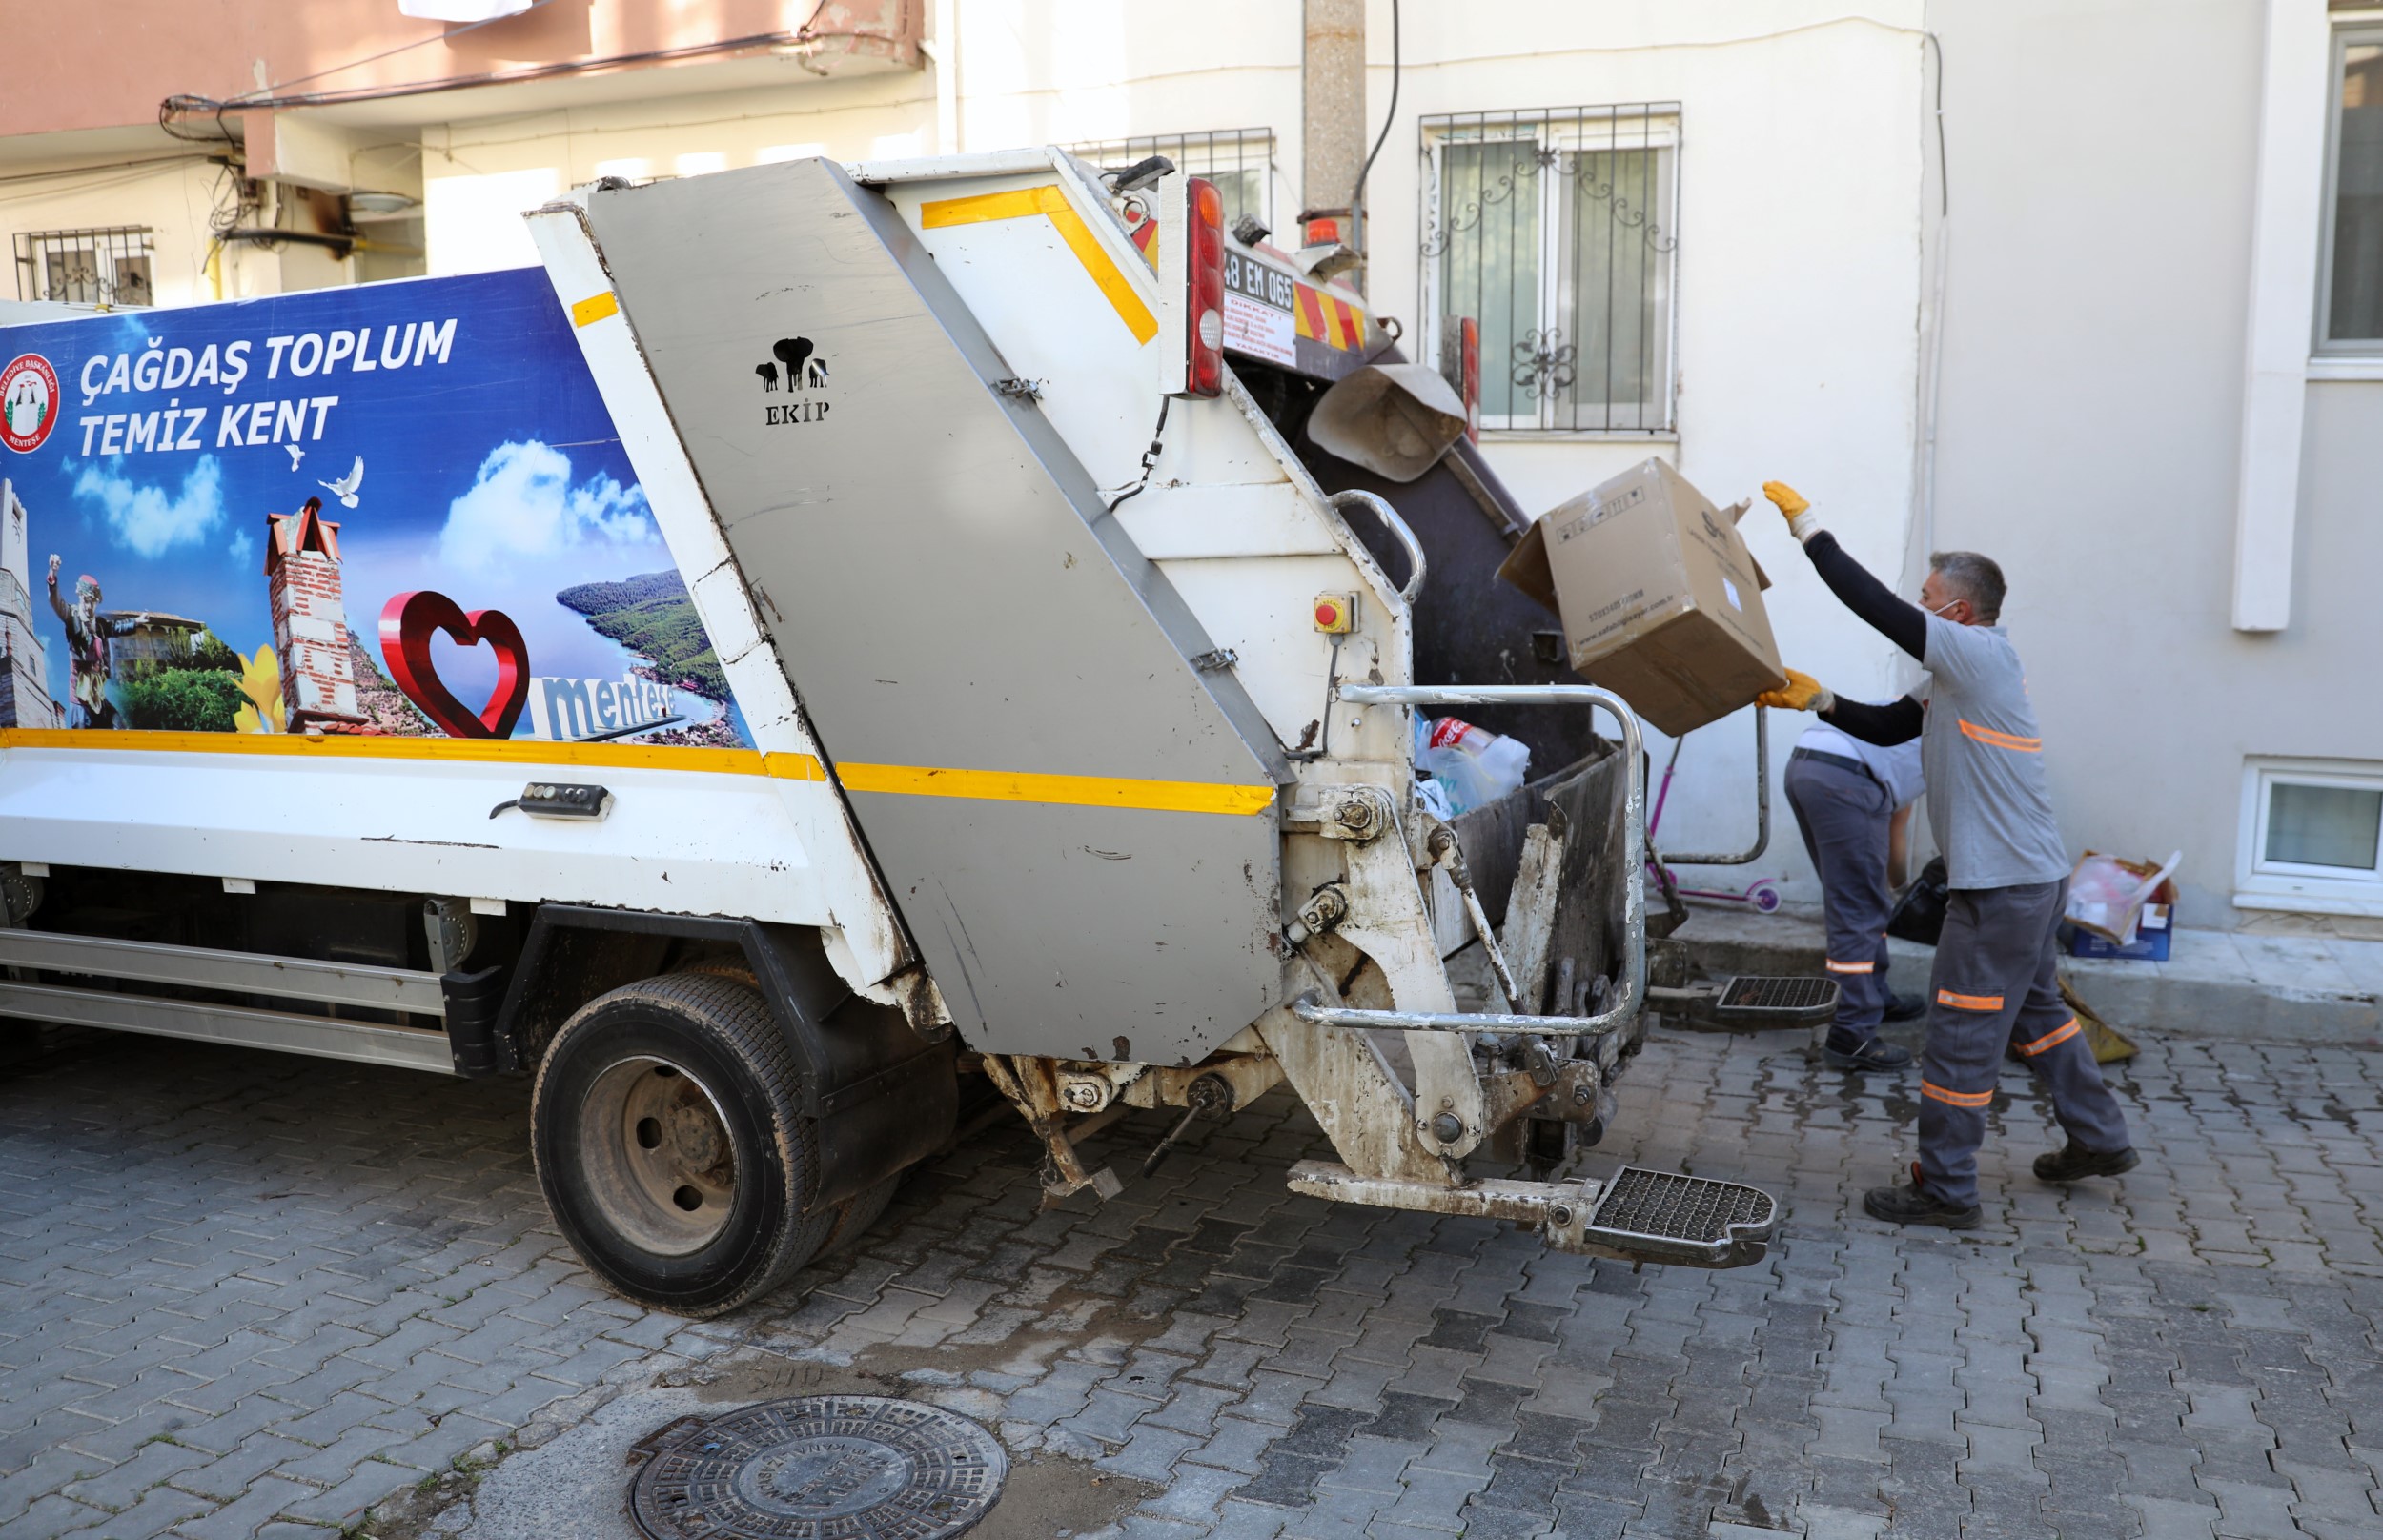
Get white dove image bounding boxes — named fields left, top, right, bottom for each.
left=319, top=456, right=364, bottom=509
left=284, top=444, right=305, bottom=471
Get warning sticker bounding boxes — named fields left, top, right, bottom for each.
left=1224, top=293, right=1295, bottom=367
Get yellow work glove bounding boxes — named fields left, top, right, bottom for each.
left=1762, top=480, right=1823, bottom=544
left=1756, top=668, right=1835, bottom=713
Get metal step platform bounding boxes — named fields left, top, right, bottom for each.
left=1709, top=974, right=1839, bottom=1027
left=1561, top=1166, right=1779, bottom=1268
left=1288, top=1159, right=1780, bottom=1270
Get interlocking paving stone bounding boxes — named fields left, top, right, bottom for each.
left=2, top=1017, right=2382, bottom=1537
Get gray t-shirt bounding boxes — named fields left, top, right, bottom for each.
left=1914, top=614, right=2069, bottom=890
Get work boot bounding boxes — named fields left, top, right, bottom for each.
left=1863, top=1163, right=1982, bottom=1230
left=1883, top=992, right=1927, bottom=1023
left=2032, top=1144, right=2141, bottom=1184
left=1823, top=1028, right=1912, bottom=1071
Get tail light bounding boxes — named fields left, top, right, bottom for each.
left=1186, top=176, right=1226, bottom=398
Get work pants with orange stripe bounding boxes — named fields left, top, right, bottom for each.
left=1784, top=756, right=1893, bottom=1041
left=1919, top=879, right=2131, bottom=1206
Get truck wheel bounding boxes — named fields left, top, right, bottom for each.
left=531, top=971, right=832, bottom=1317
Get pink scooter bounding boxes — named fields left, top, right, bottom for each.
left=1644, top=708, right=1783, bottom=913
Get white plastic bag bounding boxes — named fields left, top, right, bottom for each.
left=1413, top=716, right=1530, bottom=816
left=2065, top=850, right=2181, bottom=946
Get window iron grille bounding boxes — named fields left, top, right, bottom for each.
left=1419, top=105, right=1679, bottom=433
left=13, top=226, right=154, bottom=308
left=1058, top=129, right=1276, bottom=237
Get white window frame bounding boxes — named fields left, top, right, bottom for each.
left=12, top=226, right=154, bottom=308
left=1419, top=108, right=1680, bottom=438
left=2235, top=757, right=2383, bottom=915
left=2315, top=19, right=2383, bottom=358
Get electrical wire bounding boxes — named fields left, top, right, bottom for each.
left=1105, top=397, right=1171, bottom=511
left=0, top=153, right=219, bottom=188
left=227, top=0, right=559, bottom=104
left=1350, top=0, right=1400, bottom=261
left=154, top=1, right=853, bottom=135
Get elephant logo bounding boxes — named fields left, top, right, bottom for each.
left=758, top=337, right=829, bottom=391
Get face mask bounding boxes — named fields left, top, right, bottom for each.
left=1925, top=597, right=1964, bottom=618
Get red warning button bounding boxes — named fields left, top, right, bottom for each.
left=1313, top=593, right=1355, bottom=635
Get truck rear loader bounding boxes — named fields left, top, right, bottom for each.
left=0, top=150, right=1780, bottom=1315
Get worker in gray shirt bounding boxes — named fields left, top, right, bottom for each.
left=1785, top=718, right=1925, bottom=1070
left=1752, top=479, right=2136, bottom=1229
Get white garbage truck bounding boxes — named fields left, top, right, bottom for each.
left=0, top=149, right=1784, bottom=1315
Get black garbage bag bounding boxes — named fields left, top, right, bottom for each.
left=1886, top=857, right=1950, bottom=946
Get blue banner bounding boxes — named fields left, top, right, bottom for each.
left=0, top=268, right=747, bottom=748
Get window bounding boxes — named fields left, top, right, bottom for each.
left=12, top=227, right=153, bottom=307
left=2238, top=760, right=2383, bottom=914
left=1420, top=106, right=1678, bottom=434
left=2320, top=26, right=2383, bottom=353
left=1058, top=129, right=1276, bottom=236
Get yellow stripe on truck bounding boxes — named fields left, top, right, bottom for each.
left=918, top=185, right=1159, bottom=344
left=0, top=730, right=1265, bottom=815
left=839, top=762, right=1274, bottom=817
left=0, top=726, right=773, bottom=777
left=570, top=291, right=620, bottom=328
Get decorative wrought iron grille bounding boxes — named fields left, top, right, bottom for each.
left=13, top=226, right=154, bottom=307
left=1419, top=106, right=1679, bottom=433
left=1060, top=129, right=1276, bottom=235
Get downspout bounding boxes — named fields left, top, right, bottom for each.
left=1907, top=27, right=1950, bottom=601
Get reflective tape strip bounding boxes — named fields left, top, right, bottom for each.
left=839, top=762, right=1275, bottom=816
left=1936, top=988, right=2006, bottom=1011
left=1921, top=1082, right=1995, bottom=1108
left=919, top=185, right=1158, bottom=343
left=1824, top=959, right=1876, bottom=975
left=764, top=753, right=827, bottom=781
left=0, top=729, right=1263, bottom=816
left=570, top=292, right=620, bottom=328
left=0, top=726, right=772, bottom=777
left=1959, top=719, right=2043, bottom=753
left=1294, top=284, right=1329, bottom=342
left=2017, top=1018, right=2082, bottom=1056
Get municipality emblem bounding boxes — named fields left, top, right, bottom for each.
left=1, top=354, right=59, bottom=454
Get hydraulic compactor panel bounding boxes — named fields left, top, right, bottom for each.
left=579, top=158, right=1289, bottom=1064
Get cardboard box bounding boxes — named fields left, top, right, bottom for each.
left=2064, top=903, right=2174, bottom=962
left=2061, top=851, right=2181, bottom=959
left=1495, top=458, right=1786, bottom=737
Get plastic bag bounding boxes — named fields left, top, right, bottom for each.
left=2064, top=850, right=2181, bottom=946
left=1413, top=716, right=1529, bottom=816
left=1886, top=857, right=1949, bottom=946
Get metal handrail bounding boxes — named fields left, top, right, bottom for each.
left=1328, top=490, right=1427, bottom=605
left=1654, top=706, right=1771, bottom=867
left=1294, top=682, right=1645, bottom=1038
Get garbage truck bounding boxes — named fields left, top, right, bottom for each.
left=0, top=148, right=1784, bottom=1316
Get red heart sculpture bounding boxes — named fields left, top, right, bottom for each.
left=377, top=590, right=531, bottom=739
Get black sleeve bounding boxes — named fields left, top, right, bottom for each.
left=1822, top=694, right=1924, bottom=746
left=1804, top=530, right=1927, bottom=662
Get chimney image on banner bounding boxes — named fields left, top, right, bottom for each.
left=265, top=496, right=366, bottom=730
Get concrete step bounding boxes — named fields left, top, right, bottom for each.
left=1669, top=902, right=2383, bottom=1046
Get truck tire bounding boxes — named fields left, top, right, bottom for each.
left=531, top=971, right=833, bottom=1317
left=816, top=1174, right=899, bottom=1260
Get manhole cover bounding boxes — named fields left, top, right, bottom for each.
left=630, top=1395, right=1007, bottom=1540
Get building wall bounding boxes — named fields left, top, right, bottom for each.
left=12, top=1, right=2367, bottom=928
left=1924, top=0, right=2383, bottom=928
left=1351, top=4, right=1931, bottom=895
